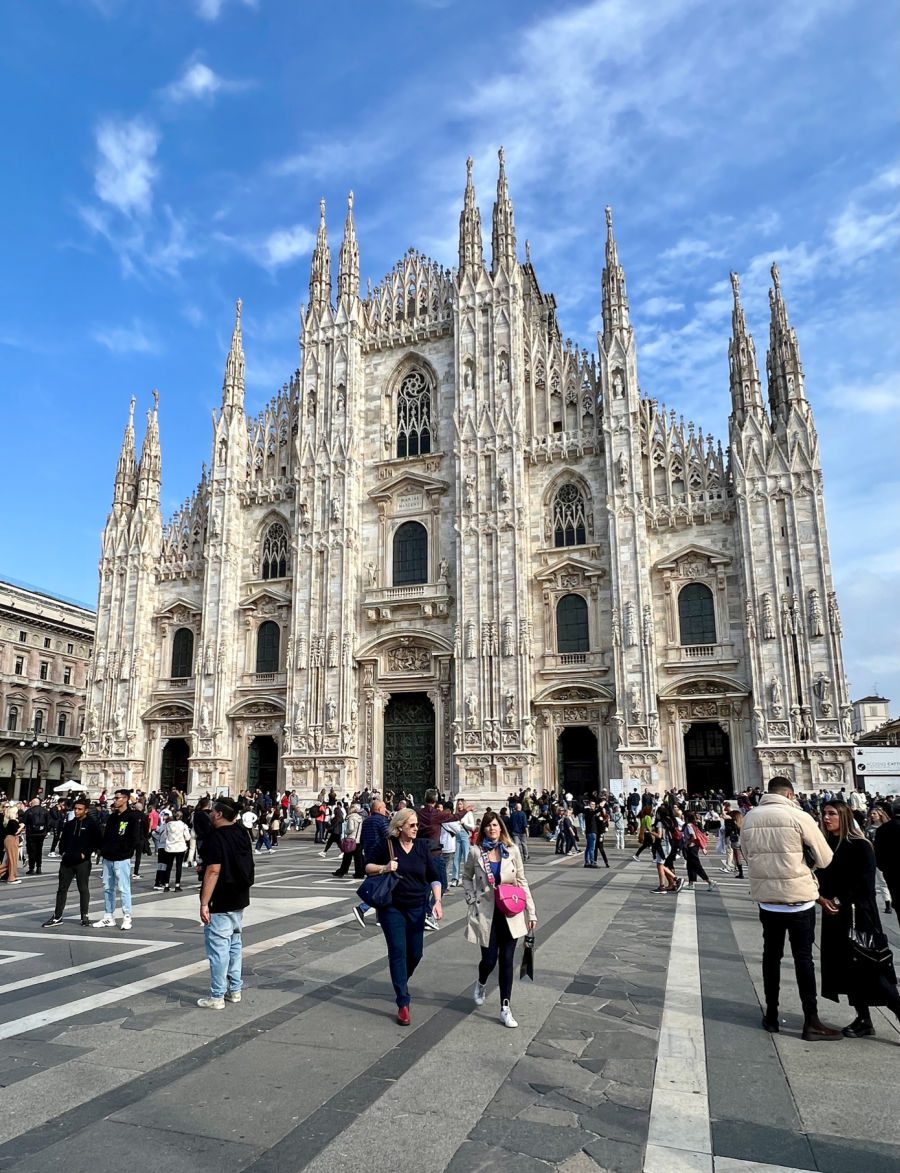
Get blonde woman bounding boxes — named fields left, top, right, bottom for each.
left=866, top=805, right=892, bottom=913
left=364, top=808, right=442, bottom=1026
left=462, top=812, right=536, bottom=1028
left=0, top=818, right=23, bottom=884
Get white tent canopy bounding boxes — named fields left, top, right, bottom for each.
left=52, top=780, right=86, bottom=793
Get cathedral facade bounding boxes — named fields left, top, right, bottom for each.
left=79, top=153, right=854, bottom=802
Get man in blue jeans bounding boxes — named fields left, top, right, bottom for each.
left=198, top=798, right=255, bottom=1009
left=353, top=799, right=390, bottom=928
left=93, top=790, right=140, bottom=931
left=507, top=802, right=529, bottom=861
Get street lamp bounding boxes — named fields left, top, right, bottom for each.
left=19, top=725, right=49, bottom=802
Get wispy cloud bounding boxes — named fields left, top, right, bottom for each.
left=162, top=59, right=250, bottom=105
left=194, top=0, right=257, bottom=21
left=94, top=117, right=159, bottom=216
left=213, top=223, right=316, bottom=271
left=92, top=318, right=161, bottom=355
left=80, top=202, right=197, bottom=280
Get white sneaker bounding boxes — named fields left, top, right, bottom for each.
left=197, top=996, right=225, bottom=1010
left=473, top=981, right=486, bottom=1006
left=120, top=915, right=132, bottom=931
left=224, top=991, right=242, bottom=1003
left=93, top=914, right=116, bottom=927
left=318, top=851, right=328, bottom=858
left=500, top=1000, right=518, bottom=1028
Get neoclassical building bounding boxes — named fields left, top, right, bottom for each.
left=79, top=154, right=854, bottom=801
left=0, top=578, right=94, bottom=799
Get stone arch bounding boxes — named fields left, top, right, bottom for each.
left=385, top=352, right=441, bottom=458
left=543, top=471, right=593, bottom=547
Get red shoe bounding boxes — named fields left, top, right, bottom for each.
left=396, top=1006, right=410, bottom=1026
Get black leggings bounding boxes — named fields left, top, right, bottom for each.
left=684, top=844, right=709, bottom=883
left=162, top=851, right=185, bottom=886
left=479, top=911, right=517, bottom=1005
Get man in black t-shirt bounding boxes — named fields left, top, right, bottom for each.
left=197, top=798, right=254, bottom=1010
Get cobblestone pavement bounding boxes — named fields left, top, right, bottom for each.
left=0, top=837, right=898, bottom=1172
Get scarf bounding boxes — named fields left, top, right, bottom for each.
left=480, top=836, right=509, bottom=860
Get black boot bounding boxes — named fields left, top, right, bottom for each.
left=762, top=1008, right=780, bottom=1033
left=842, top=1016, right=875, bottom=1038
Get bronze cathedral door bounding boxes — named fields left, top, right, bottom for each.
left=383, top=692, right=435, bottom=805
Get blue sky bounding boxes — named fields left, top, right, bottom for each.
left=1, top=0, right=897, bottom=707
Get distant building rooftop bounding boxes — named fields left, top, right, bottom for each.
left=0, top=575, right=95, bottom=615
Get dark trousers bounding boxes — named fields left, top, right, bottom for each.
left=334, top=845, right=365, bottom=878
left=684, top=844, right=710, bottom=883
left=634, top=838, right=651, bottom=857
left=162, top=851, right=185, bottom=886
left=759, top=905, right=818, bottom=1018
left=54, top=859, right=92, bottom=918
left=26, top=834, right=46, bottom=873
left=51, top=829, right=63, bottom=853
left=378, top=902, right=427, bottom=1008
left=596, top=837, right=609, bottom=867
left=133, top=843, right=146, bottom=876
left=479, top=911, right=517, bottom=1004
left=322, top=831, right=342, bottom=853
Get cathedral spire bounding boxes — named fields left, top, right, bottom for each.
left=113, top=395, right=137, bottom=511
left=308, top=198, right=332, bottom=316
left=766, top=262, right=806, bottom=421
left=136, top=390, right=161, bottom=508
left=458, top=156, right=484, bottom=275
left=337, top=191, right=360, bottom=303
left=491, top=147, right=516, bottom=275
left=728, top=272, right=763, bottom=426
left=222, top=298, right=245, bottom=416
left=601, top=205, right=630, bottom=346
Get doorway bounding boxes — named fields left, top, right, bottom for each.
left=160, top=738, right=190, bottom=794
left=248, top=736, right=279, bottom=795
left=684, top=723, right=733, bottom=796
left=557, top=726, right=599, bottom=795
left=383, top=692, right=435, bottom=805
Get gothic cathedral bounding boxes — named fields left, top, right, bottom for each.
left=80, top=153, right=854, bottom=802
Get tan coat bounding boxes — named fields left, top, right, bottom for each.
left=741, top=793, right=833, bottom=904
left=461, top=842, right=536, bottom=947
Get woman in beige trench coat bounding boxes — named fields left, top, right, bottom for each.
left=462, top=811, right=537, bottom=1028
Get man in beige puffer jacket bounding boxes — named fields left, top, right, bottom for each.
left=742, top=777, right=842, bottom=1041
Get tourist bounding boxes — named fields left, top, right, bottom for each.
left=873, top=799, right=900, bottom=925
left=682, top=812, right=717, bottom=891
left=611, top=803, right=626, bottom=851
left=333, top=802, right=364, bottom=878
left=353, top=798, right=390, bottom=928
left=649, top=809, right=682, bottom=893
left=416, top=788, right=470, bottom=928
left=319, top=803, right=345, bottom=858
left=451, top=799, right=476, bottom=886
left=866, top=804, right=892, bottom=913
left=816, top=800, right=900, bottom=1038
left=364, top=808, right=442, bottom=1025
left=632, top=805, right=654, bottom=860
left=161, top=808, right=191, bottom=890
left=23, top=799, right=49, bottom=876
left=742, top=777, right=841, bottom=1039
left=462, top=811, right=536, bottom=1029
left=42, top=797, right=101, bottom=927
left=0, top=818, right=22, bottom=884
left=197, top=797, right=255, bottom=1009
left=93, top=790, right=141, bottom=929
left=507, top=802, right=530, bottom=861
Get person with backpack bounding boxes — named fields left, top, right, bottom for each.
left=682, top=812, right=717, bottom=891
left=319, top=803, right=345, bottom=858
left=23, top=799, right=50, bottom=875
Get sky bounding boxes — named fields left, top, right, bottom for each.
left=0, top=0, right=897, bottom=708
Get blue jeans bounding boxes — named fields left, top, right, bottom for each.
left=584, top=833, right=597, bottom=866
left=512, top=832, right=529, bottom=861
left=102, top=858, right=132, bottom=916
left=431, top=855, right=447, bottom=906
left=452, top=834, right=469, bottom=882
left=378, top=902, right=426, bottom=1007
left=204, top=910, right=244, bottom=998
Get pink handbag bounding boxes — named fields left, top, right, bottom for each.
left=495, top=883, right=528, bottom=917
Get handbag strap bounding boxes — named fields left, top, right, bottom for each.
left=480, top=847, right=498, bottom=888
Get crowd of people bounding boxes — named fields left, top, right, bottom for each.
left=1, top=777, right=898, bottom=1040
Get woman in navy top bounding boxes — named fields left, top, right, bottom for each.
left=366, top=808, right=442, bottom=1025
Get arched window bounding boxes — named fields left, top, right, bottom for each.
left=552, top=483, right=587, bottom=547
left=261, top=521, right=288, bottom=580
left=678, top=583, right=716, bottom=646
left=396, top=369, right=433, bottom=458
left=34, top=710, right=45, bottom=734
left=393, top=521, right=428, bottom=585
left=557, top=594, right=590, bottom=653
left=7, top=706, right=18, bottom=732
left=57, top=712, right=68, bottom=737
left=171, top=627, right=194, bottom=678
left=256, top=621, right=280, bottom=673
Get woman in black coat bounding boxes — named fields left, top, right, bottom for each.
left=816, top=800, right=900, bottom=1039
